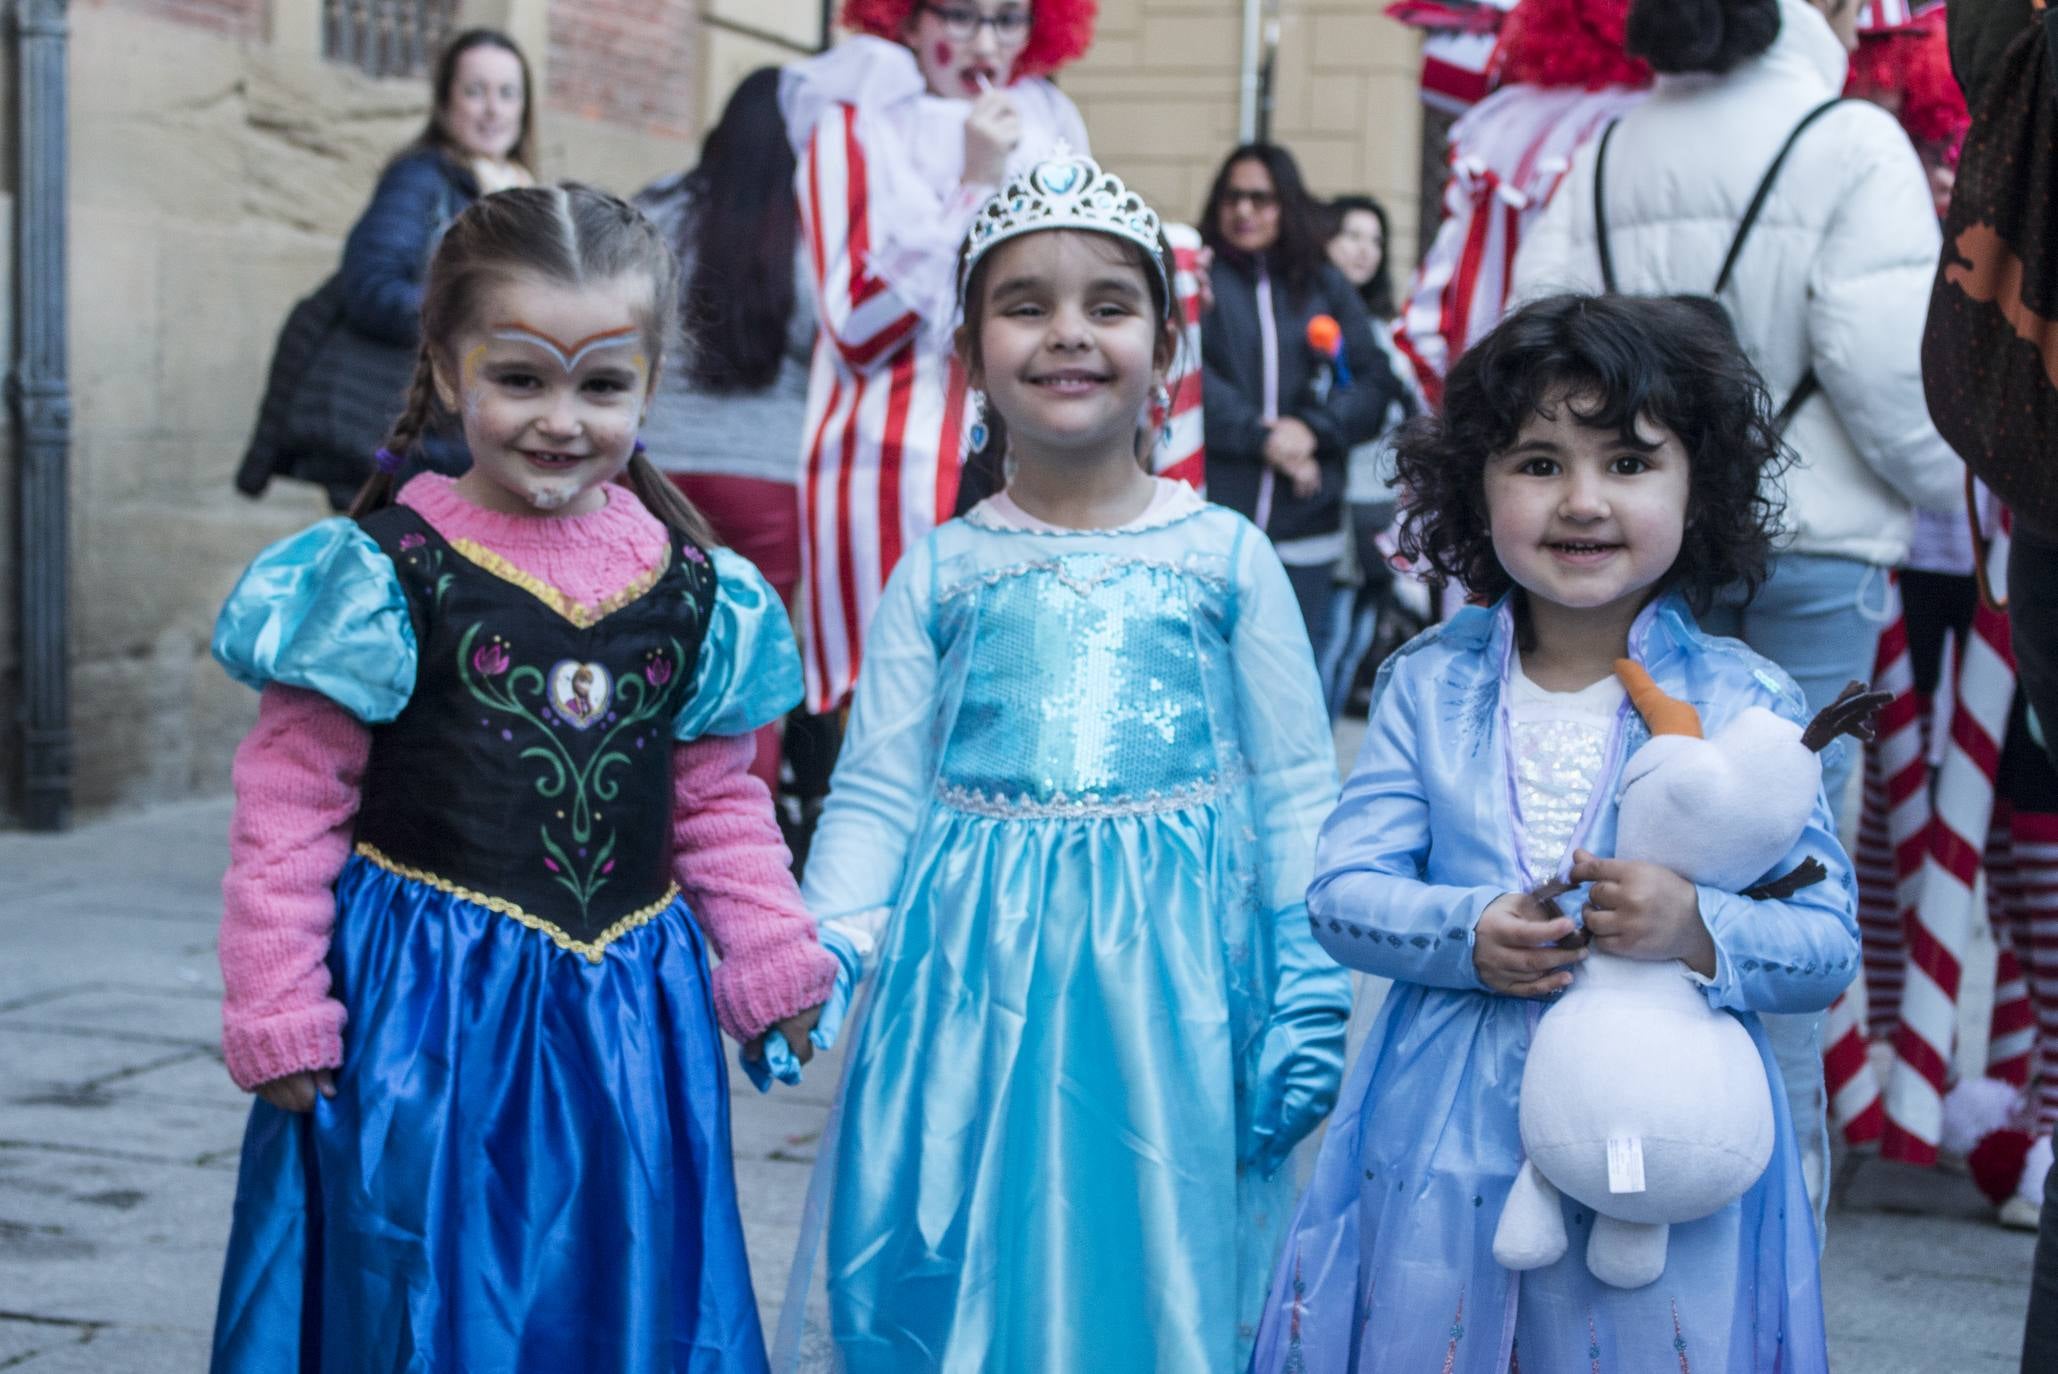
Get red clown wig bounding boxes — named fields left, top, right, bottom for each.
left=1493, top=0, right=1650, bottom=90
left=839, top=0, right=1099, bottom=78
left=1846, top=12, right=1969, bottom=156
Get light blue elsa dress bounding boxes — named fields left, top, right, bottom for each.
left=1248, top=594, right=1856, bottom=1374
left=787, top=483, right=1353, bottom=1373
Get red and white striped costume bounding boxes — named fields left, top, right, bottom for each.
left=1395, top=82, right=1647, bottom=403
left=783, top=37, right=1089, bottom=713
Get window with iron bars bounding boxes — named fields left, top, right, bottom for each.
left=323, top=0, right=460, bottom=81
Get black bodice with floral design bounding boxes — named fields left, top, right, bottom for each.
left=353, top=505, right=717, bottom=956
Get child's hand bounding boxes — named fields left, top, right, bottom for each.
left=1474, top=890, right=1586, bottom=997
left=743, top=1003, right=826, bottom=1067
left=255, top=1068, right=336, bottom=1114
left=1568, top=850, right=1718, bottom=977
left=963, top=90, right=1022, bottom=187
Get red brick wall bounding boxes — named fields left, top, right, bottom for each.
left=547, top=0, right=699, bottom=137
left=96, top=0, right=268, bottom=41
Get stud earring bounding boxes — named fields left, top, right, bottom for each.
left=968, top=391, right=990, bottom=453
left=632, top=436, right=648, bottom=458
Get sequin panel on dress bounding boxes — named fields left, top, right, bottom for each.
left=1510, top=712, right=1612, bottom=879
left=937, top=555, right=1228, bottom=810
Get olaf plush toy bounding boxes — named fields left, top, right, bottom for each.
left=1491, top=661, right=1883, bottom=1289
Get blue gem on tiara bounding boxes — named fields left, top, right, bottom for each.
left=1038, top=162, right=1083, bottom=196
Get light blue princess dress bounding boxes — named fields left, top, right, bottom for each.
left=783, top=482, right=1353, bottom=1373
left=1247, top=594, right=1858, bottom=1374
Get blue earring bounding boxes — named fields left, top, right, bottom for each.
left=968, top=392, right=990, bottom=452
left=1154, top=383, right=1175, bottom=447
left=632, top=436, right=647, bottom=457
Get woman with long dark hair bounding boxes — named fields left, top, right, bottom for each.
left=340, top=28, right=536, bottom=348
left=1315, top=191, right=1426, bottom=718
left=636, top=68, right=813, bottom=794
left=1200, top=144, right=1398, bottom=668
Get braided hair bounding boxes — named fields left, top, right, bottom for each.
left=349, top=182, right=719, bottom=550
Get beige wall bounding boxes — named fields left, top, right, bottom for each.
left=1064, top=0, right=1423, bottom=266
left=3, top=2, right=700, bottom=823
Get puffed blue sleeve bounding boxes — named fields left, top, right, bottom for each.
left=799, top=538, right=941, bottom=975
left=1228, top=525, right=1353, bottom=1175
left=673, top=547, right=805, bottom=742
left=1308, top=645, right=1505, bottom=992
left=1693, top=693, right=1862, bottom=1016
left=210, top=517, right=416, bottom=723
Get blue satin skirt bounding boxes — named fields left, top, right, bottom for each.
left=210, top=855, right=768, bottom=1374
left=823, top=802, right=1294, bottom=1374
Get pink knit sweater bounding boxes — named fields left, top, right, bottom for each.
left=218, top=475, right=837, bottom=1090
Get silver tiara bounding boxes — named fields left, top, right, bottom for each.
left=960, top=147, right=1168, bottom=302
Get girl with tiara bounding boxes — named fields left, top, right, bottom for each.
left=1248, top=294, right=1855, bottom=1373
left=206, top=184, right=840, bottom=1372
left=777, top=150, right=1352, bottom=1373
left=778, top=0, right=1096, bottom=717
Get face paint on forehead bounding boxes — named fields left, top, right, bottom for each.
left=489, top=322, right=644, bottom=373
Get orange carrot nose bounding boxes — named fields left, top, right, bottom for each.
left=1614, top=659, right=1702, bottom=738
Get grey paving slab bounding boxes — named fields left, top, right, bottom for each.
left=0, top=985, right=224, bottom=1046
left=0, top=1319, right=93, bottom=1369
left=4, top=1325, right=214, bottom=1373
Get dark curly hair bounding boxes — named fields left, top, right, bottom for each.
left=1393, top=292, right=1787, bottom=616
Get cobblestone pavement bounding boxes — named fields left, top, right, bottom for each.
left=0, top=798, right=2034, bottom=1371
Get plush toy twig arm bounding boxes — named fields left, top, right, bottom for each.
left=1740, top=856, right=1829, bottom=902
left=1798, top=680, right=1894, bottom=753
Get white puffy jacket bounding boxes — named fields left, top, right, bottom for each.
left=1512, top=0, right=1962, bottom=568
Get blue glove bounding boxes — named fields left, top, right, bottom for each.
left=740, top=924, right=862, bottom=1092
left=1241, top=909, right=1352, bottom=1177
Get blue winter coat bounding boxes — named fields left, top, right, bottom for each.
left=338, top=147, right=476, bottom=346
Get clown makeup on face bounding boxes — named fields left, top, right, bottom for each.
left=439, top=272, right=657, bottom=518
left=908, top=0, right=1032, bottom=97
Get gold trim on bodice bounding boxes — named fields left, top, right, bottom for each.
left=354, top=842, right=676, bottom=963
left=446, top=538, right=671, bottom=629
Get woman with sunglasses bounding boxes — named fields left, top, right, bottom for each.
left=1200, top=144, right=1400, bottom=671
left=779, top=0, right=1098, bottom=718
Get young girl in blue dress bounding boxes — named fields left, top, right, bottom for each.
left=1248, top=293, right=1858, bottom=1373
left=782, top=151, right=1353, bottom=1372
left=208, top=183, right=839, bottom=1372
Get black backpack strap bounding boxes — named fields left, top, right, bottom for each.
left=1772, top=370, right=1820, bottom=433
left=1593, top=118, right=1622, bottom=293
left=1713, top=98, right=1848, bottom=295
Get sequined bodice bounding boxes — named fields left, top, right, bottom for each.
left=1508, top=669, right=1625, bottom=881
left=937, top=555, right=1233, bottom=815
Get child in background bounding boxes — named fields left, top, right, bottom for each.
left=789, top=152, right=1351, bottom=1372
left=208, top=183, right=835, bottom=1372
left=1250, top=294, right=1857, bottom=1373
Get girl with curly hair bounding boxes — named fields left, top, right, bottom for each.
left=1249, top=293, right=1857, bottom=1374
left=778, top=0, right=1097, bottom=716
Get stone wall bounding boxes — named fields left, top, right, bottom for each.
left=0, top=0, right=701, bottom=825
left=1065, top=0, right=1424, bottom=266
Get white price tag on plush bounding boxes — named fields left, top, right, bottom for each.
left=1606, top=1136, right=1646, bottom=1194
